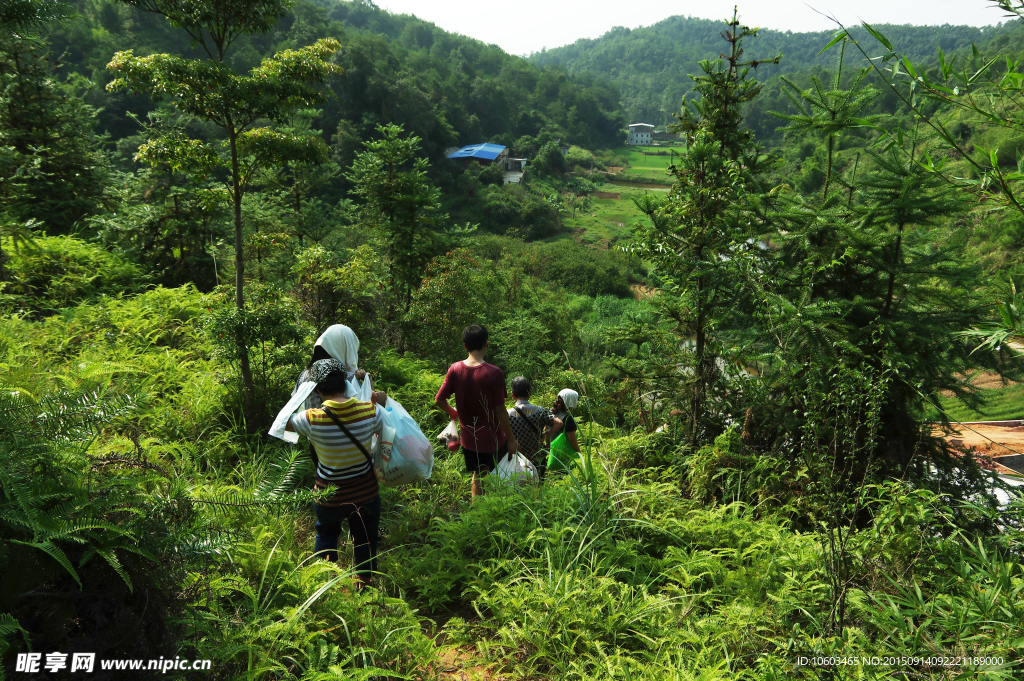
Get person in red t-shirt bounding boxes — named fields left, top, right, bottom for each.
left=435, top=324, right=518, bottom=497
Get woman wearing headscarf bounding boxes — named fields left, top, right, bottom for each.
left=547, top=388, right=581, bottom=454
left=268, top=324, right=384, bottom=454
left=284, top=359, right=383, bottom=589
left=295, top=324, right=378, bottom=410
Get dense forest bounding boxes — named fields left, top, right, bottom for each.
left=3, top=0, right=1024, bottom=679
left=55, top=0, right=624, bottom=153
left=530, top=14, right=1024, bottom=130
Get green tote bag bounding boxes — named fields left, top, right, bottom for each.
left=546, top=431, right=579, bottom=472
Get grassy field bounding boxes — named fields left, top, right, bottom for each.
left=609, top=145, right=684, bottom=182
left=562, top=179, right=669, bottom=247
left=534, top=146, right=683, bottom=249
left=931, top=383, right=1024, bottom=422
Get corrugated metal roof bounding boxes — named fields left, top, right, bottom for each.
left=447, top=143, right=507, bottom=161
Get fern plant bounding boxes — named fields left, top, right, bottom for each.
left=0, top=384, right=166, bottom=659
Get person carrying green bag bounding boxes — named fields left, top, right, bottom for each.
left=547, top=389, right=581, bottom=473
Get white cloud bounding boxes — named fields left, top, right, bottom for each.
left=376, top=0, right=1011, bottom=56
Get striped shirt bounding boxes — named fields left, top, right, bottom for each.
left=289, top=398, right=383, bottom=505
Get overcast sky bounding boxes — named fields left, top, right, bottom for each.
left=376, top=0, right=1013, bottom=56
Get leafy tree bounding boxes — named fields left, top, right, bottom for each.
left=406, top=248, right=482, bottom=362
left=203, top=281, right=303, bottom=413
left=565, top=145, right=595, bottom=170
left=477, top=184, right=560, bottom=240
left=0, top=0, right=74, bottom=32
left=106, top=0, right=340, bottom=418
left=346, top=122, right=463, bottom=345
left=829, top=13, right=1024, bottom=212
left=93, top=112, right=228, bottom=289
left=756, top=116, right=1012, bottom=497
left=290, top=243, right=381, bottom=336
left=771, top=40, right=879, bottom=198
left=261, top=109, right=342, bottom=246
left=832, top=4, right=1024, bottom=415
left=532, top=141, right=566, bottom=176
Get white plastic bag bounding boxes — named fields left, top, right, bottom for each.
left=347, top=375, right=373, bottom=402
left=495, top=451, right=538, bottom=485
left=373, top=397, right=433, bottom=486
left=437, top=420, right=459, bottom=443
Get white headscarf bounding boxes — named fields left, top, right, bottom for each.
left=558, top=388, right=579, bottom=409
left=268, top=327, right=361, bottom=443
left=316, top=324, right=359, bottom=370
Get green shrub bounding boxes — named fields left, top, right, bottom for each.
left=532, top=141, right=567, bottom=176
left=536, top=239, right=631, bottom=297
left=480, top=184, right=561, bottom=240
left=1, top=235, right=144, bottom=313
left=0, top=384, right=183, bottom=665
left=565, top=145, right=599, bottom=171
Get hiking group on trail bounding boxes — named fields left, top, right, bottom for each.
left=269, top=322, right=582, bottom=587
left=434, top=324, right=581, bottom=496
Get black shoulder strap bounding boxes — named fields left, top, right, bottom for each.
left=321, top=405, right=375, bottom=467
left=512, top=405, right=543, bottom=444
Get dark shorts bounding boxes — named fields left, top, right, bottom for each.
left=463, top=442, right=508, bottom=474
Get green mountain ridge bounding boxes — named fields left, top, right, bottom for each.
left=530, top=13, right=1024, bottom=127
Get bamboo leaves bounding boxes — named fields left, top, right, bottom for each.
left=833, top=12, right=1024, bottom=217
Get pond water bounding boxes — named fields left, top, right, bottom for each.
left=606, top=180, right=671, bottom=191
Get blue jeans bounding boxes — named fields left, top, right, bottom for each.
left=313, top=495, right=380, bottom=581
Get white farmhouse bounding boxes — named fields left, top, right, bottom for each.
left=626, top=123, right=655, bottom=146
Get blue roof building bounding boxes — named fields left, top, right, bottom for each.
left=447, top=143, right=508, bottom=162
left=447, top=142, right=527, bottom=184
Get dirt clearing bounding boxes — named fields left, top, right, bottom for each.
left=935, top=422, right=1024, bottom=476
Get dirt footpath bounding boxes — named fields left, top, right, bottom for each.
left=934, top=422, right=1024, bottom=475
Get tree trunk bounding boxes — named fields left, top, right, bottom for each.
left=295, top=184, right=303, bottom=244
left=883, top=224, right=904, bottom=318
left=692, top=273, right=706, bottom=446
left=229, top=129, right=256, bottom=423
left=822, top=134, right=834, bottom=199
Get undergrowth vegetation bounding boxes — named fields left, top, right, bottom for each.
left=3, top=291, right=1022, bottom=679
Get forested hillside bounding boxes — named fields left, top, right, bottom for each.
left=3, top=0, right=1024, bottom=679
left=53, top=0, right=623, bottom=157
left=530, top=15, right=1024, bottom=131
